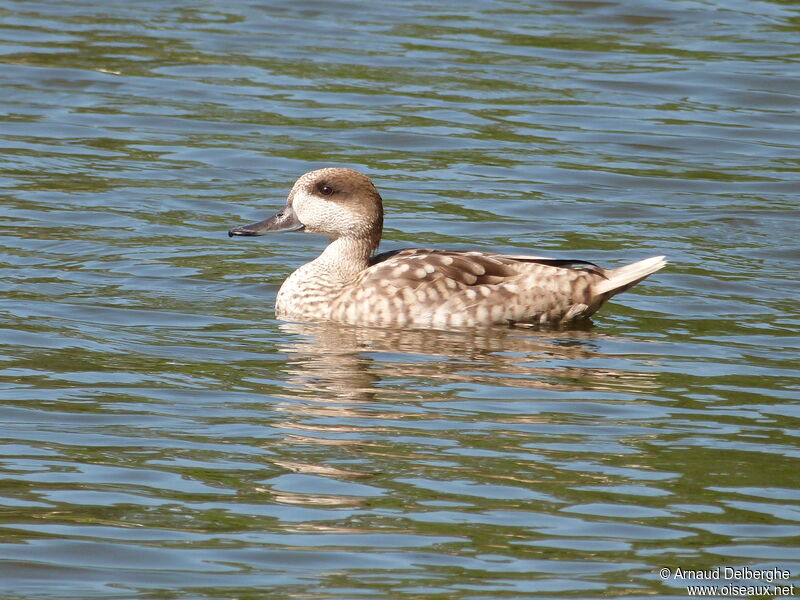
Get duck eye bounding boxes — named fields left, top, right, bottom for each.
left=319, top=184, right=334, bottom=196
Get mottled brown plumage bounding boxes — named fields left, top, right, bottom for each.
left=229, top=168, right=666, bottom=329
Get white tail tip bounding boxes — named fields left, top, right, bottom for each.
left=595, top=255, right=667, bottom=296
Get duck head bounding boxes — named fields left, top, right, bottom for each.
left=228, top=167, right=384, bottom=250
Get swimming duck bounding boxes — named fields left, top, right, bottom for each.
left=229, top=168, right=665, bottom=328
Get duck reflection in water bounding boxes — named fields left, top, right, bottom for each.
left=262, top=323, right=661, bottom=508
left=272, top=321, right=660, bottom=405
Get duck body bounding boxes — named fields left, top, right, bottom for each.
left=229, top=168, right=666, bottom=329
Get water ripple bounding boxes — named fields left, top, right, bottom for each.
left=2, top=0, right=799, bottom=598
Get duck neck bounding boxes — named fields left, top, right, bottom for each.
left=307, top=236, right=377, bottom=283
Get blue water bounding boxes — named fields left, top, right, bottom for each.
left=1, top=0, right=798, bottom=598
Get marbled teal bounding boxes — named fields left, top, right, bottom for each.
left=229, top=168, right=666, bottom=328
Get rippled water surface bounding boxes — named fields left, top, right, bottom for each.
left=1, top=0, right=799, bottom=598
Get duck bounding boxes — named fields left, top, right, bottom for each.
left=228, top=167, right=666, bottom=329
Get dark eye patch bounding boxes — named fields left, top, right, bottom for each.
left=317, top=183, right=335, bottom=196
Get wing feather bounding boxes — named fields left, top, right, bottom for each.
left=367, top=248, right=604, bottom=286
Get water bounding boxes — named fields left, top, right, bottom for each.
left=1, top=0, right=799, bottom=598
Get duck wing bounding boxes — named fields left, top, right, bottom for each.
left=369, top=248, right=605, bottom=286
left=356, top=249, right=666, bottom=328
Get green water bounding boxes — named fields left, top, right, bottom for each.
left=1, top=0, right=798, bottom=598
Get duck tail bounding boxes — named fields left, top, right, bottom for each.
left=595, top=255, right=667, bottom=297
